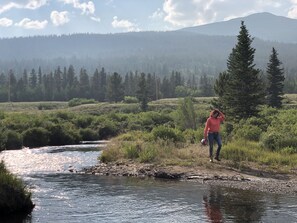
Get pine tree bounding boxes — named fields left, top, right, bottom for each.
left=217, top=21, right=265, bottom=120
left=107, top=72, right=124, bottom=102
left=266, top=47, right=285, bottom=108
left=136, top=73, right=149, bottom=111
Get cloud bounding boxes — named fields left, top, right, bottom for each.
left=25, top=0, right=47, bottom=9
left=51, top=11, right=70, bottom=26
left=0, top=17, right=13, bottom=27
left=0, top=2, right=22, bottom=14
left=163, top=0, right=216, bottom=27
left=15, top=18, right=48, bottom=29
left=288, top=0, right=297, bottom=18
left=112, top=16, right=139, bottom=32
left=59, top=0, right=95, bottom=15
left=90, top=16, right=101, bottom=22
left=149, top=8, right=164, bottom=19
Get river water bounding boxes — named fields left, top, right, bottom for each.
left=0, top=145, right=297, bottom=223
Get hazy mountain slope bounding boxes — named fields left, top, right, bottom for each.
left=0, top=12, right=297, bottom=75
left=180, top=12, right=297, bottom=43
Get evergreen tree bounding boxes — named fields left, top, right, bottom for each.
left=266, top=47, right=285, bottom=108
left=98, top=67, right=107, bottom=101
left=107, top=72, right=124, bottom=102
left=29, top=69, right=37, bottom=89
left=199, top=74, right=214, bottom=97
left=79, top=68, right=90, bottom=98
left=91, top=68, right=100, bottom=101
left=136, top=73, right=149, bottom=111
left=217, top=21, right=265, bottom=120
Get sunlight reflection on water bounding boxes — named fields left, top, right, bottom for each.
left=0, top=144, right=103, bottom=175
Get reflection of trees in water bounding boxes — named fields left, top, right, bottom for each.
left=221, top=187, right=266, bottom=223
left=203, top=186, right=266, bottom=223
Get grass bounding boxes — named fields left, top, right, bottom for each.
left=0, top=161, right=34, bottom=215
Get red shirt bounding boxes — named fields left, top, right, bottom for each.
left=204, top=115, right=225, bottom=138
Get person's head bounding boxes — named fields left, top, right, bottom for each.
left=212, top=110, right=220, bottom=118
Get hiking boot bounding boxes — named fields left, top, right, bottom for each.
left=214, top=157, right=221, bottom=161
left=209, top=157, right=213, bottom=162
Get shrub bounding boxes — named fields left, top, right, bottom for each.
left=74, top=115, right=94, bottom=128
left=233, top=124, right=262, bottom=141
left=0, top=161, right=34, bottom=215
left=47, top=124, right=80, bottom=146
left=98, top=120, right=119, bottom=139
left=68, top=98, right=97, bottom=107
left=139, top=145, right=157, bottom=163
left=23, top=127, right=50, bottom=148
left=151, top=126, right=185, bottom=143
left=5, top=131, right=23, bottom=150
left=123, top=142, right=141, bottom=159
left=261, top=131, right=297, bottom=151
left=123, top=96, right=138, bottom=103
left=79, top=128, right=98, bottom=141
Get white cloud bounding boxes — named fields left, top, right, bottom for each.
left=15, top=18, right=48, bottom=29
left=0, top=2, right=22, bottom=14
left=163, top=0, right=216, bottom=27
left=90, top=16, right=101, bottom=22
left=0, top=17, right=13, bottom=27
left=112, top=16, right=139, bottom=32
left=0, top=0, right=46, bottom=14
left=25, top=0, right=47, bottom=9
left=149, top=8, right=164, bottom=19
left=59, top=0, right=95, bottom=15
left=288, top=6, right=297, bottom=18
left=51, top=11, right=70, bottom=26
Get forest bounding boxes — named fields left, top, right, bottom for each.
left=0, top=66, right=214, bottom=103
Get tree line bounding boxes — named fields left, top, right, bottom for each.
left=0, top=67, right=215, bottom=103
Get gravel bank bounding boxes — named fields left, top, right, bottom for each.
left=83, top=162, right=297, bottom=195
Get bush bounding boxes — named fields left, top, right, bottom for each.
left=0, top=161, right=34, bottom=215
left=233, top=124, right=262, bottom=141
left=151, top=126, right=185, bottom=143
left=261, top=131, right=297, bottom=151
left=68, top=98, right=97, bottom=107
left=5, top=131, right=23, bottom=150
left=79, top=128, right=98, bottom=141
left=98, top=120, right=119, bottom=139
left=139, top=145, right=157, bottom=163
left=123, top=96, right=138, bottom=103
left=47, top=124, right=80, bottom=146
left=23, top=127, right=50, bottom=148
left=123, top=142, right=141, bottom=159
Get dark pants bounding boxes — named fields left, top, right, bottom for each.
left=208, top=132, right=222, bottom=158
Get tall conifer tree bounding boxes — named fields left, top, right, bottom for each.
left=266, top=47, right=285, bottom=108
left=216, top=21, right=265, bottom=120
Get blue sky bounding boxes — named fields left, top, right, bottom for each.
left=0, top=0, right=297, bottom=38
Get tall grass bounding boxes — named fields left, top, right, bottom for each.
left=0, top=161, right=34, bottom=215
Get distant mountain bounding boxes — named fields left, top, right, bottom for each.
left=180, top=12, right=297, bottom=43
left=1, top=12, right=297, bottom=76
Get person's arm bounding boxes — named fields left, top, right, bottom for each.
left=204, top=119, right=209, bottom=139
left=218, top=110, right=225, bottom=121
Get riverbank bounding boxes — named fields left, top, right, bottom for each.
left=84, top=160, right=297, bottom=195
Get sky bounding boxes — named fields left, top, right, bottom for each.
left=1, top=0, right=297, bottom=38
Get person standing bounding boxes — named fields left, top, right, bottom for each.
left=204, top=109, right=225, bottom=162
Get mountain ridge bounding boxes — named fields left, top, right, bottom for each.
left=0, top=12, right=297, bottom=75
left=179, top=12, right=297, bottom=43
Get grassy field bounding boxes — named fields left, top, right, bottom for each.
left=1, top=95, right=297, bottom=174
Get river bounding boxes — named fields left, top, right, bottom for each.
left=0, top=144, right=297, bottom=223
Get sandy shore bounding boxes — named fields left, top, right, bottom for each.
left=83, top=161, right=297, bottom=195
